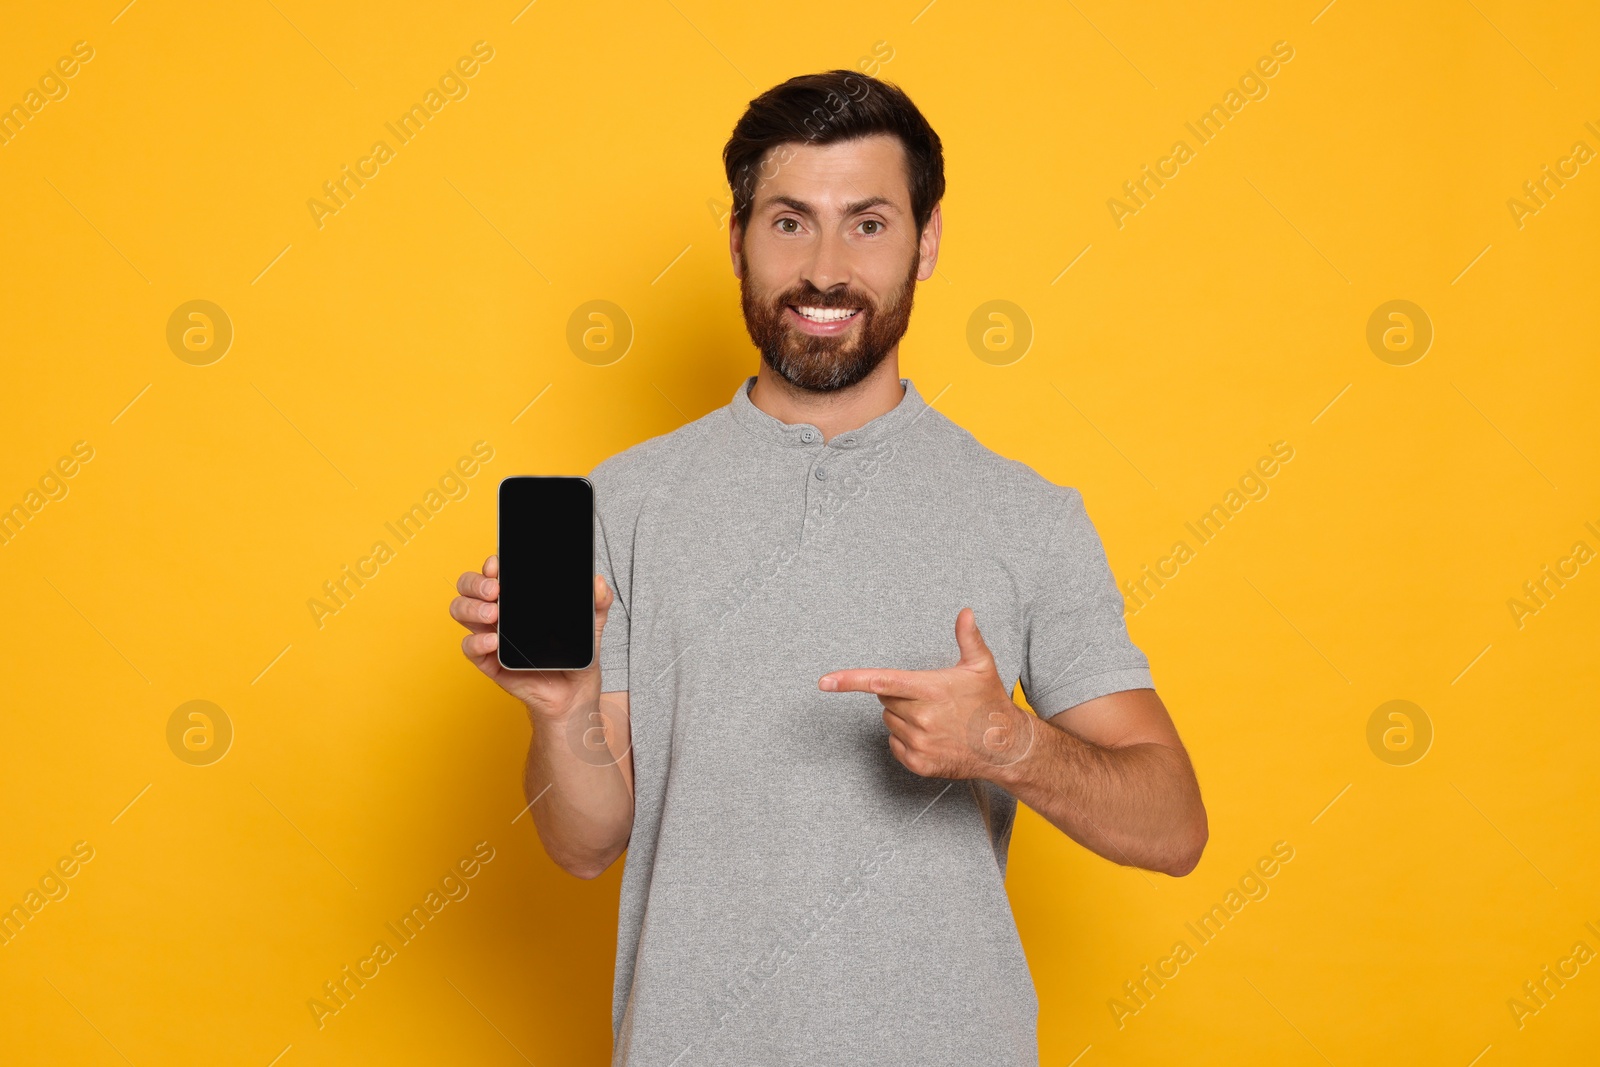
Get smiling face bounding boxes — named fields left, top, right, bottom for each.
left=733, top=134, right=939, bottom=393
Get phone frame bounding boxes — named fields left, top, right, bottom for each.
left=495, top=474, right=596, bottom=672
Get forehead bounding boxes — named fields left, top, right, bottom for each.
left=751, top=134, right=910, bottom=212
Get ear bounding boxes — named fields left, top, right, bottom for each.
left=916, top=201, right=942, bottom=282
left=729, top=215, right=745, bottom=279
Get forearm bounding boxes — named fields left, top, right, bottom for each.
left=524, top=703, right=634, bottom=879
left=989, top=711, right=1206, bottom=876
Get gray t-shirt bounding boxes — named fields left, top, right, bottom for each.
left=589, top=376, right=1154, bottom=1066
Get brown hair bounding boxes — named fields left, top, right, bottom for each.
left=722, top=69, right=945, bottom=238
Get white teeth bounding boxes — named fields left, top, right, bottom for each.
left=794, top=305, right=860, bottom=323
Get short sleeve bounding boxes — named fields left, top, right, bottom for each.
left=590, top=466, right=631, bottom=695
left=1017, top=486, right=1154, bottom=718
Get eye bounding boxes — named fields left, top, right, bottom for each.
left=859, top=219, right=884, bottom=235
left=777, top=217, right=800, bottom=233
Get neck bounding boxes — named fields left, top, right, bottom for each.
left=747, top=348, right=905, bottom=442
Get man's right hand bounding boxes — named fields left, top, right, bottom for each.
left=451, top=554, right=613, bottom=721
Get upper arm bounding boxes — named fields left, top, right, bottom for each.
left=1044, top=687, right=1181, bottom=752
left=1017, top=484, right=1156, bottom=719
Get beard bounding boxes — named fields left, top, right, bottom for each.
left=739, top=247, right=920, bottom=393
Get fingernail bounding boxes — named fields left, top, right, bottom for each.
left=819, top=676, right=836, bottom=691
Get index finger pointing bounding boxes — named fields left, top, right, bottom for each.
left=818, top=669, right=936, bottom=699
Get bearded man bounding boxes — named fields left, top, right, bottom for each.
left=451, top=69, right=1207, bottom=1067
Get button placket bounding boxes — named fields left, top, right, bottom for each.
left=799, top=436, right=833, bottom=542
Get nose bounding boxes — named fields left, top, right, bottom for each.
left=801, top=226, right=852, bottom=295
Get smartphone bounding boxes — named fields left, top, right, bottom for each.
left=496, top=475, right=595, bottom=670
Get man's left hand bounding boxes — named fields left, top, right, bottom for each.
left=819, top=608, right=1037, bottom=780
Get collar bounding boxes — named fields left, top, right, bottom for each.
left=727, top=375, right=928, bottom=450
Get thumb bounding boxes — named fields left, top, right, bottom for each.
left=954, top=607, right=993, bottom=669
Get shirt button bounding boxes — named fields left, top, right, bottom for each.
left=801, top=430, right=817, bottom=443
left=814, top=467, right=827, bottom=480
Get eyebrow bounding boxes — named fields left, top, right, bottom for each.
left=761, top=194, right=902, bottom=217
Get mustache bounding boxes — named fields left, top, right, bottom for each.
left=772, top=287, right=870, bottom=310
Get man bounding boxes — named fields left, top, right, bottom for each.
left=452, top=70, right=1206, bottom=1065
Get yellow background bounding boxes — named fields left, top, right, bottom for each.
left=3, top=0, right=1597, bottom=1063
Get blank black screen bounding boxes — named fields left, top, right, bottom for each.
left=497, top=476, right=594, bottom=670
